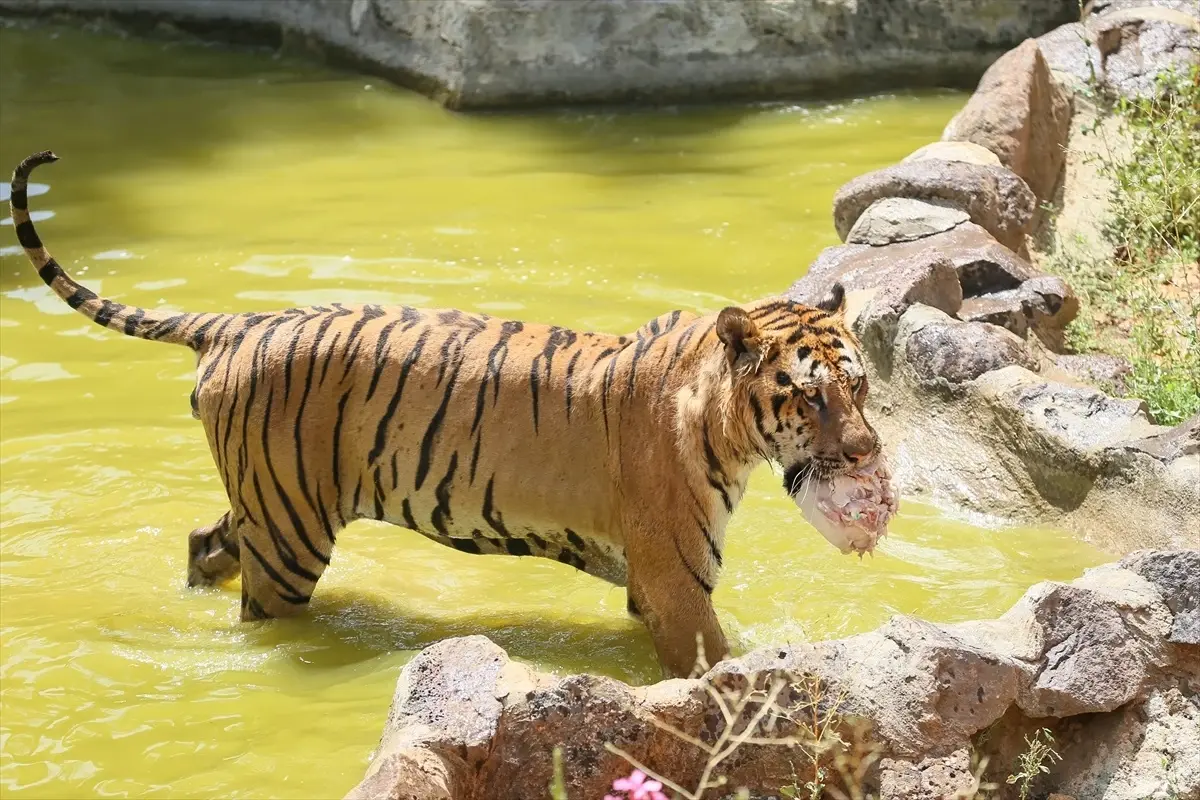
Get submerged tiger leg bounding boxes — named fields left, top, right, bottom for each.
left=186, top=511, right=240, bottom=587
left=234, top=513, right=336, bottom=621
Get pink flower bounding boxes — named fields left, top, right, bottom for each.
left=607, top=769, right=667, bottom=800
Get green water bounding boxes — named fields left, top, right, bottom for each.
left=0, top=23, right=1111, bottom=800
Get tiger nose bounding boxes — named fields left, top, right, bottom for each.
left=843, top=441, right=874, bottom=464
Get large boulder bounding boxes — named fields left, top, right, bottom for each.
left=943, top=38, right=1073, bottom=202
left=1037, top=1, right=1200, bottom=99
left=345, top=553, right=1200, bottom=800
left=831, top=160, right=1037, bottom=252
left=0, top=0, right=1087, bottom=109
left=905, top=319, right=1039, bottom=388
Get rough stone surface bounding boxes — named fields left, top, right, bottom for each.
left=832, top=160, right=1037, bottom=252
left=1054, top=687, right=1200, bottom=800
left=958, top=275, right=1079, bottom=351
left=903, top=140, right=1002, bottom=167
left=1120, top=549, right=1200, bottom=644
left=943, top=38, right=1073, bottom=202
left=1054, top=352, right=1134, bottom=392
left=845, top=197, right=970, bottom=246
left=906, top=320, right=1039, bottom=387
left=1014, top=566, right=1174, bottom=718
left=878, top=748, right=979, bottom=800
left=0, top=0, right=1088, bottom=109
left=1037, top=1, right=1200, bottom=99
left=346, top=554, right=1200, bottom=800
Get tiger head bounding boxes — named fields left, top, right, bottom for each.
left=714, top=285, right=880, bottom=494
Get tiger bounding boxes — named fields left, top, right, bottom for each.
left=9, top=151, right=880, bottom=679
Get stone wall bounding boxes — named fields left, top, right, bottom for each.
left=345, top=550, right=1200, bottom=799
left=0, top=0, right=1084, bottom=109
left=787, top=0, right=1200, bottom=553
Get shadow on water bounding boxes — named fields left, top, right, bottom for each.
left=218, top=583, right=663, bottom=685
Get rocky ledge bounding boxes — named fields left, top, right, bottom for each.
left=346, top=549, right=1200, bottom=800
left=0, top=0, right=1084, bottom=109
left=790, top=0, right=1200, bottom=553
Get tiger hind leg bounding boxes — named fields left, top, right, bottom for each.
left=187, top=511, right=240, bottom=587
left=235, top=515, right=336, bottom=621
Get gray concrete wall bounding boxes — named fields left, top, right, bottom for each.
left=0, top=0, right=1084, bottom=108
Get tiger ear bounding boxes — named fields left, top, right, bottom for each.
left=716, top=307, right=770, bottom=377
left=815, top=282, right=846, bottom=317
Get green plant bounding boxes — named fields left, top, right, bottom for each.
left=1045, top=63, right=1200, bottom=425
left=548, top=746, right=569, bottom=800
left=1006, top=728, right=1061, bottom=800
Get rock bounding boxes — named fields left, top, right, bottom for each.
left=1054, top=353, right=1134, bottom=392
left=1109, top=413, right=1200, bottom=463
left=970, top=366, right=1160, bottom=510
left=958, top=293, right=1033, bottom=338
left=0, top=0, right=1088, bottom=109
left=944, top=223, right=1041, bottom=295
left=943, top=38, right=1073, bottom=202
left=903, top=140, right=1003, bottom=167
left=791, top=249, right=962, bottom=374
left=1038, top=2, right=1200, bottom=99
left=905, top=319, right=1039, bottom=387
left=1053, top=688, right=1200, bottom=800
left=348, top=555, right=1194, bottom=799
left=1014, top=568, right=1174, bottom=717
left=878, top=748, right=980, bottom=800
left=792, top=223, right=1037, bottom=304
left=1090, top=4, right=1200, bottom=98
left=1119, top=549, right=1200, bottom=644
left=958, top=275, right=1079, bottom=351
left=845, top=197, right=970, bottom=246
left=344, top=748, right=458, bottom=800
left=345, top=636, right=532, bottom=800
left=832, top=160, right=1037, bottom=252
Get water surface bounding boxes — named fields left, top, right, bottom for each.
left=0, top=24, right=1110, bottom=799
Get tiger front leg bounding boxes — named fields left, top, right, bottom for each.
left=627, top=552, right=729, bottom=679
left=187, top=511, right=240, bottom=587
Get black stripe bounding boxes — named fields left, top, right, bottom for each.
left=260, top=384, right=330, bottom=566
left=565, top=529, right=586, bottom=550
left=37, top=259, right=61, bottom=285
left=401, top=498, right=419, bottom=531
left=481, top=477, right=508, bottom=537
left=364, top=319, right=401, bottom=402
left=368, top=327, right=430, bottom=465
left=10, top=188, right=27, bottom=210
left=469, top=435, right=483, bottom=485
left=65, top=287, right=97, bottom=309
left=674, top=538, right=713, bottom=595
left=331, top=389, right=353, bottom=514
left=415, top=342, right=464, bottom=491
left=564, top=349, right=582, bottom=421
left=15, top=220, right=41, bottom=249
left=430, top=452, right=458, bottom=535
left=92, top=301, right=122, bottom=328
left=242, top=535, right=310, bottom=602
left=249, top=471, right=321, bottom=584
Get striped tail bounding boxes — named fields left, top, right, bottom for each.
left=10, top=151, right=221, bottom=348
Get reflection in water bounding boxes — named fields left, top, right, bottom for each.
left=0, top=21, right=1110, bottom=800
